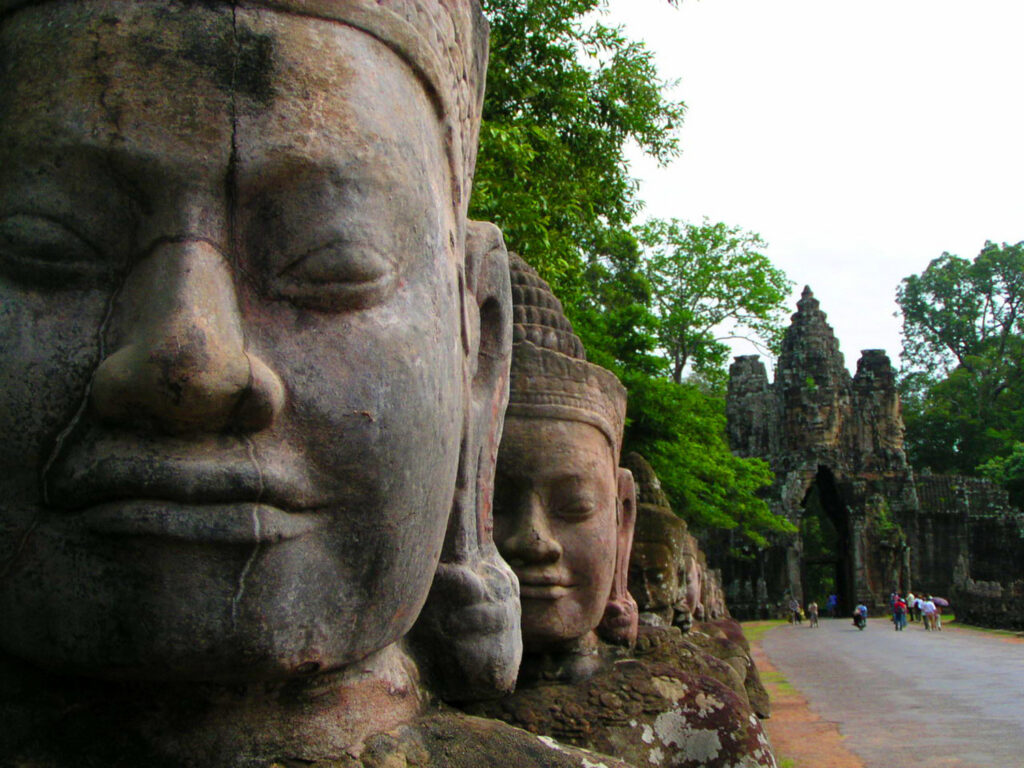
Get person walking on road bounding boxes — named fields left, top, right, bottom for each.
left=826, top=593, right=838, bottom=618
left=892, top=594, right=907, bottom=631
left=906, top=591, right=917, bottom=622
left=789, top=597, right=802, bottom=625
left=921, top=596, right=937, bottom=630
left=929, top=597, right=942, bottom=631
left=807, top=601, right=819, bottom=628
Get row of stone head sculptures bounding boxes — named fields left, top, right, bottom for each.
left=0, top=1, right=774, bottom=765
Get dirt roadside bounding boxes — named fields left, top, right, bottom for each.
left=747, top=623, right=865, bottom=768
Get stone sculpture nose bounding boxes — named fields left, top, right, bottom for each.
left=501, top=494, right=563, bottom=566
left=90, top=239, right=284, bottom=435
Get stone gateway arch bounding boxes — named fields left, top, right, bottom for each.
left=720, top=287, right=1023, bottom=621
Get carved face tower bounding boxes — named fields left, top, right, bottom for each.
left=0, top=0, right=513, bottom=686
left=493, top=254, right=636, bottom=652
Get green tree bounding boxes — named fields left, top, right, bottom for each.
left=978, top=442, right=1024, bottom=508
left=623, top=374, right=795, bottom=546
left=569, top=233, right=789, bottom=545
left=897, top=241, right=1024, bottom=474
left=472, top=0, right=685, bottom=303
left=637, top=217, right=793, bottom=385
left=473, top=1, right=790, bottom=545
left=570, top=231, right=665, bottom=377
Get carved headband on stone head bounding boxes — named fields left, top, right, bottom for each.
left=0, top=0, right=489, bottom=228
left=508, top=253, right=627, bottom=457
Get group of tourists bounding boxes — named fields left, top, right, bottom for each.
left=788, top=597, right=821, bottom=627
left=894, top=591, right=944, bottom=631
left=792, top=591, right=947, bottom=632
left=850, top=591, right=945, bottom=631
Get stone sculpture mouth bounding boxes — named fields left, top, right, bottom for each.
left=518, top=584, right=571, bottom=600
left=516, top=572, right=573, bottom=600
left=43, top=436, right=330, bottom=514
left=41, top=440, right=336, bottom=544
left=47, top=462, right=311, bottom=510
left=72, top=500, right=329, bottom=545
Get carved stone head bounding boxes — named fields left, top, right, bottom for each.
left=701, top=567, right=728, bottom=621
left=0, top=0, right=516, bottom=696
left=493, top=254, right=636, bottom=653
left=683, top=534, right=707, bottom=620
left=622, top=452, right=694, bottom=631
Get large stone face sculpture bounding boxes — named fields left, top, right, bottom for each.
left=467, top=257, right=777, bottom=768
left=493, top=254, right=637, bottom=658
left=0, top=3, right=631, bottom=765
left=0, top=0, right=489, bottom=682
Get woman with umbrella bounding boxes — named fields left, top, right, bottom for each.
left=932, top=596, right=950, bottom=630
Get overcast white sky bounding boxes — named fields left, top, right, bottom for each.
left=603, top=0, right=1024, bottom=374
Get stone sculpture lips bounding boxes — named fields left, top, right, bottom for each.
left=76, top=501, right=328, bottom=545
left=42, top=434, right=332, bottom=544
left=515, top=570, right=573, bottom=600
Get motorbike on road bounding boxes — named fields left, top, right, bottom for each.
left=853, top=604, right=867, bottom=630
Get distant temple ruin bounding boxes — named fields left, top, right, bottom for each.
left=719, top=287, right=1024, bottom=626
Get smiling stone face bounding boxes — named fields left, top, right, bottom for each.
left=494, top=417, right=620, bottom=650
left=0, top=1, right=472, bottom=682
left=491, top=254, right=635, bottom=655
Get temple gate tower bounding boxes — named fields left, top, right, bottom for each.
left=722, top=288, right=920, bottom=616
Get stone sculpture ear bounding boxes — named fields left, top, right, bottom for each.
left=597, top=467, right=639, bottom=646
left=408, top=221, right=522, bottom=702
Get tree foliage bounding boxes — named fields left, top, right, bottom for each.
left=472, top=1, right=793, bottom=545
left=571, top=233, right=666, bottom=378
left=472, top=0, right=685, bottom=302
left=622, top=374, right=795, bottom=547
left=978, top=442, right=1024, bottom=509
left=638, top=218, right=793, bottom=385
left=563, top=217, right=793, bottom=544
left=897, top=241, right=1024, bottom=475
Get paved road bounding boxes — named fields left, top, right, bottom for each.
left=761, top=617, right=1024, bottom=768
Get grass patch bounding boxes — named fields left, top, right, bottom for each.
left=760, top=667, right=797, bottom=696
left=739, top=619, right=787, bottom=646
left=944, top=618, right=1024, bottom=639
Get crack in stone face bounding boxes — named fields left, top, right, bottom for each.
left=231, top=503, right=262, bottom=626
left=40, top=273, right=125, bottom=505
